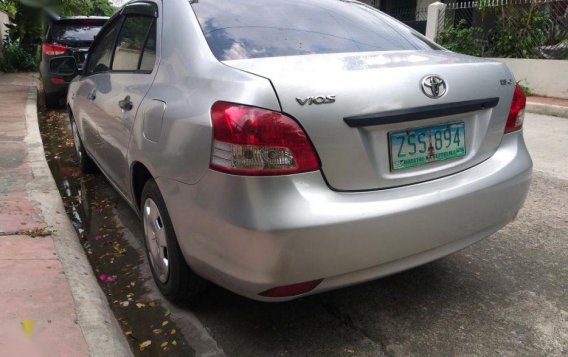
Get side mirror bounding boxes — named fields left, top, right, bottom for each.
left=49, top=56, right=79, bottom=77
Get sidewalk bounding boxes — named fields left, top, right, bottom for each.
left=0, top=73, right=131, bottom=356
left=527, top=96, right=568, bottom=118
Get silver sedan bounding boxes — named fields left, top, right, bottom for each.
left=62, top=0, right=532, bottom=301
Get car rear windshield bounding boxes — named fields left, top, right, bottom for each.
left=191, top=0, right=440, bottom=61
left=49, top=22, right=105, bottom=43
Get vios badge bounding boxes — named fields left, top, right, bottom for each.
left=421, top=75, right=447, bottom=99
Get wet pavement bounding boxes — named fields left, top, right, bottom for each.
left=39, top=109, right=193, bottom=356
left=39, top=108, right=567, bottom=356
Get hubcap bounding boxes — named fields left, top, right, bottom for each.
left=143, top=198, right=169, bottom=283
left=71, top=122, right=82, bottom=162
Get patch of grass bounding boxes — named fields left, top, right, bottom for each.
left=518, top=83, right=534, bottom=97
left=20, top=227, right=52, bottom=238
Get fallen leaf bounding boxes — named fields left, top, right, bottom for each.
left=120, top=301, right=130, bottom=307
left=172, top=340, right=177, bottom=346
left=170, top=329, right=176, bottom=335
left=161, top=342, right=168, bottom=348
left=136, top=303, right=146, bottom=309
left=152, top=328, right=162, bottom=334
left=162, top=320, right=169, bottom=327
left=99, top=274, right=117, bottom=283
left=164, top=308, right=171, bottom=317
left=148, top=301, right=156, bottom=307
left=139, top=340, right=151, bottom=351
left=125, top=331, right=132, bottom=335
left=21, top=320, right=34, bottom=338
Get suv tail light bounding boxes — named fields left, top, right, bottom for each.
left=505, top=84, right=526, bottom=133
left=210, top=101, right=320, bottom=175
left=42, top=43, right=67, bottom=56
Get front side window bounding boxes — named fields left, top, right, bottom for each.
left=112, top=16, right=155, bottom=71
left=86, top=18, right=123, bottom=75
left=192, top=0, right=440, bottom=61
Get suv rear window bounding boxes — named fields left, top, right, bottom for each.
left=49, top=22, right=105, bottom=43
left=191, top=0, right=440, bottom=61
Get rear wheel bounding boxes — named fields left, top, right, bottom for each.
left=70, top=117, right=98, bottom=174
left=141, top=179, right=207, bottom=300
left=44, top=92, right=61, bottom=109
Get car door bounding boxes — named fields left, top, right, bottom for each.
left=90, top=2, right=159, bottom=195
left=74, top=16, right=124, bottom=162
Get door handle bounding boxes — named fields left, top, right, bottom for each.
left=119, top=95, right=133, bottom=111
left=87, top=89, right=96, bottom=101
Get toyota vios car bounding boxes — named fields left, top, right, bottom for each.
left=63, top=0, right=532, bottom=301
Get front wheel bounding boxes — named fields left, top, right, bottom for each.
left=141, top=179, right=207, bottom=300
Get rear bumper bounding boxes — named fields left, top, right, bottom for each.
left=158, top=131, right=532, bottom=301
left=40, top=61, right=70, bottom=96
left=41, top=76, right=70, bottom=97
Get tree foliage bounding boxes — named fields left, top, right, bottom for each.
left=437, top=20, right=483, bottom=57
left=1, top=0, right=115, bottom=72
left=0, top=0, right=18, bottom=17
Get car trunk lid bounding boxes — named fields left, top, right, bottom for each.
left=225, top=50, right=515, bottom=191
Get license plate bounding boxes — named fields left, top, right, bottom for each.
left=389, top=122, right=466, bottom=171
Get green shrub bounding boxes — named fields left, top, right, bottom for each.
left=0, top=38, right=37, bottom=72
left=437, top=20, right=483, bottom=57
left=518, top=83, right=533, bottom=97
left=489, top=6, right=552, bottom=58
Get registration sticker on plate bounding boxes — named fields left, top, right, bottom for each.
left=389, top=122, right=466, bottom=171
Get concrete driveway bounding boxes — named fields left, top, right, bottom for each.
left=40, top=111, right=568, bottom=357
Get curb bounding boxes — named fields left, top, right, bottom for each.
left=526, top=102, right=568, bottom=119
left=24, top=85, right=133, bottom=357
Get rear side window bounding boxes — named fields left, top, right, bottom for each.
left=139, top=21, right=157, bottom=71
left=49, top=24, right=104, bottom=43
left=191, top=0, right=440, bottom=61
left=112, top=16, right=155, bottom=71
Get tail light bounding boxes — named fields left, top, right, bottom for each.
left=42, top=43, right=67, bottom=56
left=50, top=76, right=65, bottom=84
left=505, top=84, right=526, bottom=133
left=210, top=101, right=320, bottom=175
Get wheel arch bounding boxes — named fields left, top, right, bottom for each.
left=131, top=161, right=155, bottom=211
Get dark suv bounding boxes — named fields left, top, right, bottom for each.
left=40, top=16, right=108, bottom=107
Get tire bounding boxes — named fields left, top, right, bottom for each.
left=45, top=92, right=61, bottom=109
left=70, top=117, right=98, bottom=174
left=140, top=179, right=207, bottom=300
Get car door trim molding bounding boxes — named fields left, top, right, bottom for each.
left=120, top=1, right=158, bottom=18
left=343, top=97, right=500, bottom=128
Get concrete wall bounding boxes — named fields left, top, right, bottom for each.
left=491, top=58, right=568, bottom=99
left=417, top=0, right=436, bottom=9
left=0, top=10, right=9, bottom=59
